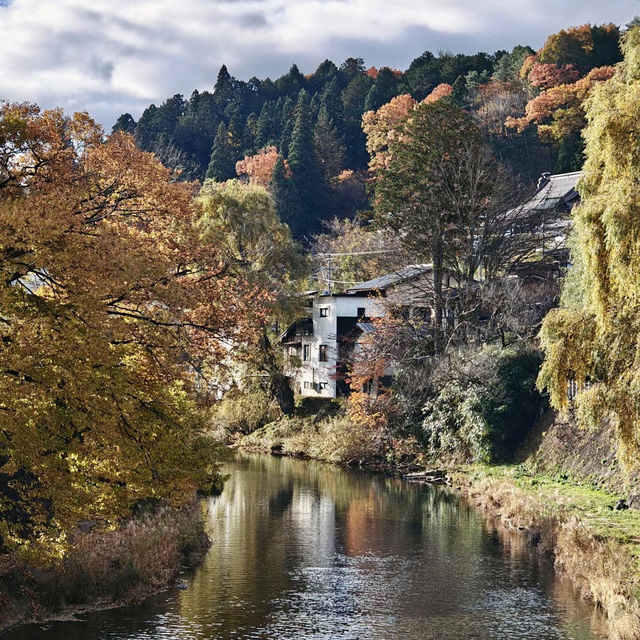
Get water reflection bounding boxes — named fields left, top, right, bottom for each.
left=5, top=454, right=607, bottom=639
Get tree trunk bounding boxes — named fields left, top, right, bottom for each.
left=270, top=372, right=295, bottom=416
left=260, top=328, right=295, bottom=415
left=432, top=235, right=443, bottom=353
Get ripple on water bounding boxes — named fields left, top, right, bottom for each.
left=2, top=454, right=608, bottom=640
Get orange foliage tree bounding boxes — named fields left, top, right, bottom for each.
left=506, top=66, right=616, bottom=143
left=424, top=83, right=453, bottom=103
left=235, top=145, right=282, bottom=187
left=362, top=94, right=417, bottom=171
left=0, top=103, right=270, bottom=553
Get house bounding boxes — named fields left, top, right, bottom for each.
left=508, top=170, right=582, bottom=279
left=280, top=265, right=437, bottom=399
left=281, top=172, right=582, bottom=400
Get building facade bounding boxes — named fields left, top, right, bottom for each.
left=281, top=266, right=433, bottom=399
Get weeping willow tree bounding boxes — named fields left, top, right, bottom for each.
left=538, top=26, right=640, bottom=462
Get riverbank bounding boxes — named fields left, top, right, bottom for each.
left=453, top=465, right=640, bottom=640
left=0, top=500, right=211, bottom=632
left=237, top=417, right=640, bottom=640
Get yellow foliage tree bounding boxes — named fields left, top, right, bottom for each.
left=538, top=28, right=640, bottom=462
left=0, top=104, right=269, bottom=554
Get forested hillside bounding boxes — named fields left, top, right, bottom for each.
left=114, top=23, right=624, bottom=239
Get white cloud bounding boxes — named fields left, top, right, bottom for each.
left=0, top=0, right=638, bottom=127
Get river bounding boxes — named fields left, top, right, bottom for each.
left=6, top=454, right=607, bottom=639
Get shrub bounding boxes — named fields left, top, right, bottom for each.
left=422, top=343, right=544, bottom=463
left=211, top=387, right=281, bottom=437
left=0, top=501, right=210, bottom=622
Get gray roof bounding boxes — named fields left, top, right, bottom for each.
left=345, top=265, right=432, bottom=294
left=519, top=171, right=582, bottom=214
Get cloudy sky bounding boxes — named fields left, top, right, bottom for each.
left=0, top=0, right=638, bottom=128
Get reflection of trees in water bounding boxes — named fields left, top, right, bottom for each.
left=172, top=454, right=605, bottom=640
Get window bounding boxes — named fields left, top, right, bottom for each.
left=357, top=307, right=365, bottom=319
left=303, top=344, right=310, bottom=361
left=319, top=344, right=329, bottom=362
left=317, top=382, right=329, bottom=391
left=413, top=307, right=431, bottom=323
left=303, top=381, right=314, bottom=390
left=319, top=307, right=329, bottom=317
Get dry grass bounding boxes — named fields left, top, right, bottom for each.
left=0, top=500, right=209, bottom=628
left=239, top=413, right=387, bottom=464
left=454, top=468, right=640, bottom=639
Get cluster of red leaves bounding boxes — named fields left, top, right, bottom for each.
left=235, top=146, right=289, bottom=187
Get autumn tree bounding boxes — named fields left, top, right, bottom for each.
left=235, top=146, right=279, bottom=187
left=0, top=103, right=269, bottom=554
left=538, top=27, right=640, bottom=463
left=362, top=94, right=417, bottom=171
left=507, top=66, right=615, bottom=170
left=197, top=180, right=307, bottom=413
left=506, top=23, right=622, bottom=171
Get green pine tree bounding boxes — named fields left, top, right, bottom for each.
left=205, top=122, right=236, bottom=181
left=320, top=77, right=344, bottom=130
left=314, top=108, right=345, bottom=180
left=256, top=101, right=278, bottom=148
left=364, top=67, right=400, bottom=112
left=288, top=90, right=326, bottom=235
left=271, top=154, right=302, bottom=236
left=279, top=96, right=295, bottom=156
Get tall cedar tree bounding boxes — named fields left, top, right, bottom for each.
left=256, top=100, right=278, bottom=147
left=374, top=101, right=486, bottom=332
left=271, top=154, right=303, bottom=236
left=364, top=67, right=402, bottom=112
left=288, top=90, right=325, bottom=236
left=206, top=122, right=236, bottom=181
left=314, top=108, right=346, bottom=180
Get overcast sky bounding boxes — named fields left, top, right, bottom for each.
left=0, top=0, right=638, bottom=129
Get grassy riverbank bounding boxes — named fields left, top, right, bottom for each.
left=0, top=500, right=210, bottom=631
left=454, top=465, right=640, bottom=640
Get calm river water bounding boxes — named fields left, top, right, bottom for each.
left=6, top=454, right=607, bottom=640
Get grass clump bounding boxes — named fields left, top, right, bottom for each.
left=240, top=399, right=385, bottom=463
left=0, top=500, right=209, bottom=627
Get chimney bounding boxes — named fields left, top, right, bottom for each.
left=537, top=172, right=551, bottom=191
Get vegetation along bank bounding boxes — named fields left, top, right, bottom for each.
left=5, top=14, right=640, bottom=640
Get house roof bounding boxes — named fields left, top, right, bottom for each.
left=344, top=264, right=432, bottom=294
left=516, top=171, right=582, bottom=215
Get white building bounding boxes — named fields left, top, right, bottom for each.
left=280, top=265, right=434, bottom=399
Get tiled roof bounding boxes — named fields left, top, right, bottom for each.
left=345, top=265, right=432, bottom=293
left=519, top=171, right=582, bottom=213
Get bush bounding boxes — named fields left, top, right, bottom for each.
left=240, top=407, right=386, bottom=464
left=0, top=500, right=210, bottom=623
left=422, top=343, right=544, bottom=463
left=211, top=387, right=281, bottom=438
